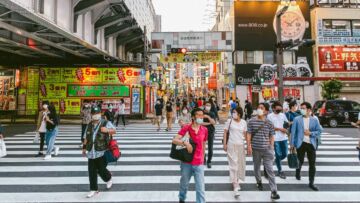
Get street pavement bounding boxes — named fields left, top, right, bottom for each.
left=0, top=123, right=359, bottom=202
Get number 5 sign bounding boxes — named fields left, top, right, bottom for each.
left=132, top=88, right=140, bottom=113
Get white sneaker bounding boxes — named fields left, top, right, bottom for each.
left=106, top=179, right=113, bottom=189
left=54, top=147, right=60, bottom=156
left=43, top=155, right=52, bottom=160
left=79, top=144, right=83, bottom=148
left=234, top=187, right=241, bottom=197
left=86, top=191, right=99, bottom=198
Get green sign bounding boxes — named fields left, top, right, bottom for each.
left=68, top=85, right=130, bottom=97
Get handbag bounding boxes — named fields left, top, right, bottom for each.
left=222, top=119, right=232, bottom=144
left=170, top=133, right=196, bottom=162
left=287, top=149, right=299, bottom=169
left=0, top=138, right=7, bottom=158
left=33, top=132, right=40, bottom=143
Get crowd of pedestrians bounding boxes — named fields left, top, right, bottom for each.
left=167, top=95, right=325, bottom=203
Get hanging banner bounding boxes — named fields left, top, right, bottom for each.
left=160, top=52, right=221, bottom=63
left=132, top=88, right=140, bottom=113
left=67, top=85, right=130, bottom=97
left=319, top=47, right=360, bottom=72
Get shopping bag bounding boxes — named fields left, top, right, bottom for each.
left=0, top=138, right=7, bottom=158
left=33, top=132, right=40, bottom=143
left=287, top=150, right=299, bottom=169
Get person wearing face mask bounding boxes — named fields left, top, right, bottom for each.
left=80, top=100, right=92, bottom=148
left=223, top=107, right=247, bottom=198
left=247, top=103, right=280, bottom=200
left=172, top=108, right=208, bottom=203
left=165, top=100, right=174, bottom=131
left=155, top=99, right=163, bottom=131
left=285, top=101, right=301, bottom=133
left=290, top=102, right=322, bottom=191
left=35, top=101, right=50, bottom=157
left=178, top=107, right=191, bottom=128
left=115, top=99, right=126, bottom=129
left=104, top=104, right=115, bottom=123
left=82, top=106, right=116, bottom=198
left=267, top=101, right=289, bottom=179
left=201, top=102, right=216, bottom=168
left=44, top=104, right=60, bottom=160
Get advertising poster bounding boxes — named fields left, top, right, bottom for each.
left=319, top=47, right=360, bottom=72
left=39, top=83, right=67, bottom=99
left=59, top=99, right=81, bottom=115
left=132, top=88, right=140, bottom=113
left=102, top=98, right=131, bottom=115
left=67, top=85, right=130, bottom=97
left=62, top=68, right=102, bottom=83
left=103, top=68, right=143, bottom=85
left=39, top=68, right=61, bottom=82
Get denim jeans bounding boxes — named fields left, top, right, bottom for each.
left=274, top=140, right=288, bottom=173
left=179, top=162, right=205, bottom=203
left=45, top=127, right=58, bottom=155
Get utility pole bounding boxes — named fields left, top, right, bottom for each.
left=276, top=5, right=289, bottom=104
left=142, top=26, right=147, bottom=119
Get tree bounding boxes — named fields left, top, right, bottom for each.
left=321, top=79, right=343, bottom=100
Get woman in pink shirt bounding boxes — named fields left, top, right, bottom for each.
left=172, top=108, right=208, bottom=203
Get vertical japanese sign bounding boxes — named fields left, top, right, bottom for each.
left=132, top=88, right=140, bottom=113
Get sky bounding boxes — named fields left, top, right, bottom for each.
left=152, top=0, right=216, bottom=32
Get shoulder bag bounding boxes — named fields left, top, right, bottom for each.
left=169, top=126, right=196, bottom=162
left=222, top=119, right=232, bottom=145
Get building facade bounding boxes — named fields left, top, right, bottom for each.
left=311, top=0, right=360, bottom=102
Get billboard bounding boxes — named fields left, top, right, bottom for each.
left=234, top=1, right=313, bottom=85
left=318, top=46, right=360, bottom=72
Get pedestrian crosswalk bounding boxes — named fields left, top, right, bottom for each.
left=0, top=124, right=359, bottom=202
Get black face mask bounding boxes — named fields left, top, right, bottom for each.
left=275, top=109, right=282, bottom=114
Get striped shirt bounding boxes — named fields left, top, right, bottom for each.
left=247, top=117, right=275, bottom=150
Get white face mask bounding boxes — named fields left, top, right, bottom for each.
left=92, top=114, right=101, bottom=121
left=205, top=106, right=211, bottom=111
left=182, top=109, right=188, bottom=114
left=232, top=113, right=238, bottom=119
left=42, top=104, right=48, bottom=110
left=257, top=109, right=264, bottom=116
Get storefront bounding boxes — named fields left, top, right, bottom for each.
left=19, top=67, right=146, bottom=116
left=0, top=68, right=19, bottom=111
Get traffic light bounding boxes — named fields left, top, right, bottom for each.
left=171, top=48, right=187, bottom=54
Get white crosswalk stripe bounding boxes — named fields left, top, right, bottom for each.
left=0, top=123, right=359, bottom=202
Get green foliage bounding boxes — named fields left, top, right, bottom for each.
left=321, top=79, right=343, bottom=100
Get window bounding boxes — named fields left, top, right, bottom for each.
left=246, top=51, right=254, bottom=64
left=234, top=51, right=244, bottom=64
left=263, top=51, right=274, bottom=64
left=351, top=102, right=360, bottom=111
left=283, top=51, right=294, bottom=64
left=37, top=0, right=44, bottom=14
left=73, top=15, right=79, bottom=33
left=332, top=20, right=351, bottom=29
left=352, top=20, right=360, bottom=37
left=254, top=51, right=263, bottom=64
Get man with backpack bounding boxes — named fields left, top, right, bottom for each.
left=82, top=106, right=117, bottom=198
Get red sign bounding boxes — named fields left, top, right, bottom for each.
left=262, top=87, right=301, bottom=99
left=208, top=76, right=217, bottom=90
left=319, top=47, right=360, bottom=72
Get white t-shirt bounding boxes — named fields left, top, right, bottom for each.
left=228, top=100, right=233, bottom=107
left=268, top=112, right=289, bottom=141
left=303, top=117, right=311, bottom=143
left=224, top=119, right=247, bottom=145
left=118, top=103, right=125, bottom=114
left=38, top=112, right=47, bottom=133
